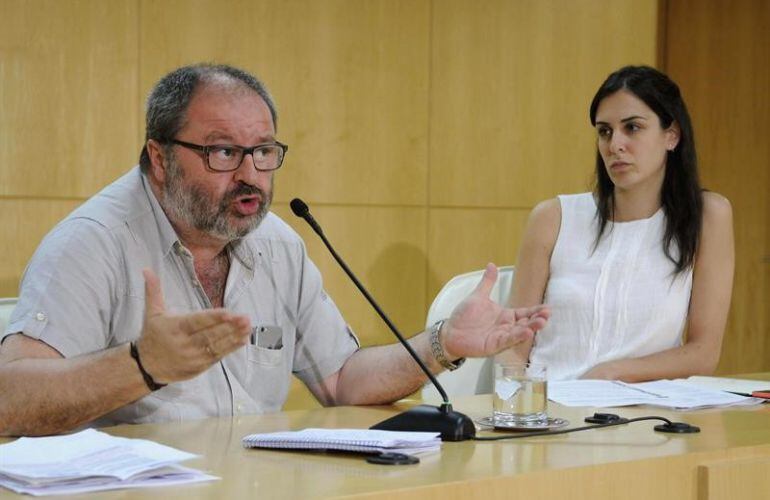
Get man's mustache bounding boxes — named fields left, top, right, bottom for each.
left=224, top=182, right=266, bottom=202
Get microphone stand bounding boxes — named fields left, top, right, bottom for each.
left=290, top=198, right=475, bottom=441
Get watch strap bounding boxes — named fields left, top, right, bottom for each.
left=429, top=319, right=465, bottom=371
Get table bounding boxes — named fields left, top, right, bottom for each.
left=2, top=378, right=769, bottom=499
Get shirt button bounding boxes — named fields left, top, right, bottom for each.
left=236, top=403, right=244, bottom=413
left=35, top=312, right=46, bottom=321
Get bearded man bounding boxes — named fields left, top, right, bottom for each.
left=0, top=64, right=549, bottom=436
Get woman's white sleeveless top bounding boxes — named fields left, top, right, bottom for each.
left=529, top=193, right=693, bottom=380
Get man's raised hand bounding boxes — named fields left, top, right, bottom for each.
left=441, top=263, right=550, bottom=360
left=135, top=269, right=251, bottom=384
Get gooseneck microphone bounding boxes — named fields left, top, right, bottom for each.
left=290, top=198, right=475, bottom=441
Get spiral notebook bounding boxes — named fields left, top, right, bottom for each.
left=242, top=428, right=441, bottom=455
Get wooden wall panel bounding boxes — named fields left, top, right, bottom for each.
left=271, top=203, right=428, bottom=347
left=0, top=0, right=139, bottom=198
left=665, top=0, right=770, bottom=373
left=429, top=0, right=659, bottom=209
left=426, top=208, right=530, bottom=303
left=139, top=0, right=430, bottom=207
left=0, top=200, right=83, bottom=296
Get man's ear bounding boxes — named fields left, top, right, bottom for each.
left=145, top=139, right=167, bottom=182
left=666, top=122, right=681, bottom=151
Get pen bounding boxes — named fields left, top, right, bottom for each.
left=727, top=390, right=770, bottom=399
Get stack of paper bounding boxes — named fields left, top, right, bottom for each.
left=243, top=428, right=441, bottom=455
left=548, top=379, right=765, bottom=410
left=0, top=429, right=216, bottom=496
left=677, top=375, right=770, bottom=396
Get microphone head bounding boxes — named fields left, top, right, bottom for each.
left=290, top=198, right=309, bottom=218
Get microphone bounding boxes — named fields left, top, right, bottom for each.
left=290, top=198, right=475, bottom=441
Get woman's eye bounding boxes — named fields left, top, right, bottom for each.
left=625, top=123, right=640, bottom=133
left=597, top=127, right=611, bottom=138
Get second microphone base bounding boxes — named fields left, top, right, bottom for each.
left=370, top=403, right=476, bottom=441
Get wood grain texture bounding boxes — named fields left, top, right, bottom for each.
left=139, top=0, right=430, bottom=207
left=271, top=202, right=428, bottom=347
left=0, top=199, right=83, bottom=296
left=426, top=207, right=530, bottom=304
left=0, top=0, right=139, bottom=198
left=429, top=0, right=659, bottom=209
left=3, top=390, right=767, bottom=499
left=698, top=456, right=770, bottom=500
left=665, top=0, right=770, bottom=374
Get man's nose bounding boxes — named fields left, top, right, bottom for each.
left=233, top=153, right=270, bottom=185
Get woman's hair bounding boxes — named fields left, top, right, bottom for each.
left=589, top=65, right=702, bottom=274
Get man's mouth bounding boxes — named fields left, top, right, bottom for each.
left=233, top=195, right=262, bottom=216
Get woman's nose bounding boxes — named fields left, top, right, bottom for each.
left=609, top=133, right=627, bottom=154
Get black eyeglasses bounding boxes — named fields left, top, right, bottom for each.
left=170, top=139, right=288, bottom=172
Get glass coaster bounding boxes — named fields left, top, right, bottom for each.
left=476, top=416, right=570, bottom=431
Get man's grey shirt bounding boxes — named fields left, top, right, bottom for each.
left=3, top=167, right=360, bottom=425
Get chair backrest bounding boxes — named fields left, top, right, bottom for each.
left=421, top=266, right=514, bottom=400
left=0, top=298, right=18, bottom=334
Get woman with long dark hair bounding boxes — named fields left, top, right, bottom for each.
left=510, top=66, right=734, bottom=381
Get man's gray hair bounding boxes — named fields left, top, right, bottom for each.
left=139, top=63, right=278, bottom=172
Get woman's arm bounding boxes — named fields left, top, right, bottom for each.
left=581, top=192, right=734, bottom=381
left=504, top=198, right=561, bottom=362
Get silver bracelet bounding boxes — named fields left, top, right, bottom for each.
left=429, top=319, right=465, bottom=371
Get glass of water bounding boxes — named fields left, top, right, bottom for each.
left=493, top=361, right=548, bottom=424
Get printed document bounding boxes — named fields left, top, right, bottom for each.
left=676, top=375, right=770, bottom=396
left=0, top=429, right=216, bottom=496
left=548, top=379, right=764, bottom=410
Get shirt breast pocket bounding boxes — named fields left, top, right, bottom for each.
left=247, top=344, right=285, bottom=367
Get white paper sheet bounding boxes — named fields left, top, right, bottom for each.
left=676, top=376, right=770, bottom=395
left=0, top=429, right=216, bottom=496
left=548, top=379, right=764, bottom=410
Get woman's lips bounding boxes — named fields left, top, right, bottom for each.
left=610, top=161, right=631, bottom=170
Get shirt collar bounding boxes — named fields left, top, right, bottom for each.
left=230, top=236, right=256, bottom=271
left=140, top=170, right=182, bottom=258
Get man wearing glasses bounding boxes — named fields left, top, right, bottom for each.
left=0, top=64, right=549, bottom=436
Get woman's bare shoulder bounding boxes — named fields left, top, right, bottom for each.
left=522, top=198, right=562, bottom=249
left=529, top=197, right=561, bottom=224
left=702, top=191, right=733, bottom=224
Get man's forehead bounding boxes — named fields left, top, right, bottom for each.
left=189, top=81, right=269, bottom=113
left=183, top=82, right=275, bottom=137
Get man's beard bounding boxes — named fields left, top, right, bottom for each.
left=162, top=155, right=272, bottom=242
